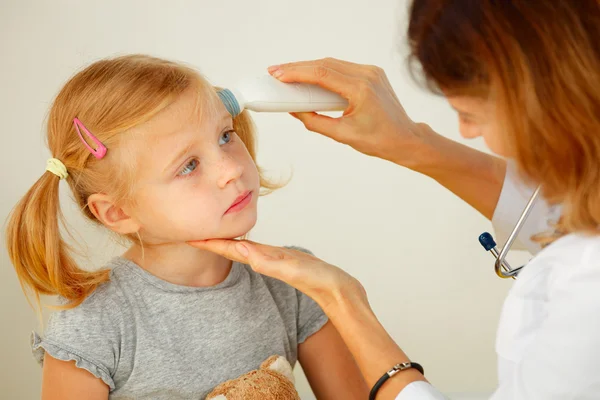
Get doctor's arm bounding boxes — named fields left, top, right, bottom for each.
left=189, top=240, right=447, bottom=400
left=270, top=59, right=553, bottom=253
left=267, top=58, right=507, bottom=220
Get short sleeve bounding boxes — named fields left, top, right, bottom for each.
left=285, top=246, right=329, bottom=343
left=296, top=289, right=329, bottom=343
left=492, top=161, right=560, bottom=255
left=31, top=291, right=122, bottom=390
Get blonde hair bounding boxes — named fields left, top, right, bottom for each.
left=408, top=1, right=600, bottom=243
left=6, top=54, right=278, bottom=312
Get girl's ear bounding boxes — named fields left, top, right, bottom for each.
left=88, top=194, right=141, bottom=235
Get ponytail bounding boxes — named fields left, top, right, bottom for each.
left=6, top=171, right=110, bottom=312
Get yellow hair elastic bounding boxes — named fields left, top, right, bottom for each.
left=46, top=158, right=68, bottom=180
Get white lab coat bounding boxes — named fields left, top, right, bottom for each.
left=395, top=163, right=600, bottom=399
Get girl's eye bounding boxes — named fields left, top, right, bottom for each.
left=219, top=130, right=234, bottom=145
left=178, top=158, right=199, bottom=176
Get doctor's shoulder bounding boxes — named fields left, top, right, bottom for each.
left=532, top=232, right=600, bottom=298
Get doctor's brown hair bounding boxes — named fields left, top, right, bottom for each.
left=408, top=1, right=600, bottom=241
left=5, top=55, right=277, bottom=313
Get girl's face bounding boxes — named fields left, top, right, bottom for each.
left=446, top=95, right=509, bottom=157
left=123, top=89, right=260, bottom=244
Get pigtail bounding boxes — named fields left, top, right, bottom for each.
left=5, top=170, right=110, bottom=313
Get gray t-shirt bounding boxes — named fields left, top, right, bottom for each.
left=31, top=254, right=328, bottom=399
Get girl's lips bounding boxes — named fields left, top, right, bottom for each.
left=225, top=191, right=252, bottom=215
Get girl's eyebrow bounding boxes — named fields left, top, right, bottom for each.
left=164, top=141, right=194, bottom=174
left=162, top=114, right=233, bottom=174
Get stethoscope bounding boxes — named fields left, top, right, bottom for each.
left=478, top=185, right=542, bottom=279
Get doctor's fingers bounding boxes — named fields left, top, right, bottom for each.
left=187, top=239, right=291, bottom=267
left=235, top=242, right=358, bottom=305
left=269, top=58, right=390, bottom=102
left=188, top=238, right=352, bottom=300
left=270, top=57, right=379, bottom=80
left=269, top=64, right=357, bottom=101
left=267, top=64, right=372, bottom=146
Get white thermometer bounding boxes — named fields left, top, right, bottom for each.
left=217, top=75, right=348, bottom=117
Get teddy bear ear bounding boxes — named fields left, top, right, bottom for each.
left=262, top=355, right=295, bottom=384
left=210, top=395, right=227, bottom=400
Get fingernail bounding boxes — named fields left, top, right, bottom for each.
left=268, top=65, right=280, bottom=73
left=269, top=68, right=283, bottom=78
left=236, top=243, right=249, bottom=257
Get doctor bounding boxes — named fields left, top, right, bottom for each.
left=191, top=1, right=600, bottom=399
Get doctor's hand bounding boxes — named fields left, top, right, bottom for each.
left=188, top=239, right=367, bottom=314
left=267, top=58, right=434, bottom=168
left=189, top=238, right=425, bottom=396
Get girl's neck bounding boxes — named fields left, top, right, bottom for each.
left=122, top=242, right=232, bottom=287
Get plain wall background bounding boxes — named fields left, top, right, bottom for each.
left=0, top=0, right=528, bottom=398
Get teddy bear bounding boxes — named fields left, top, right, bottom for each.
left=205, top=355, right=301, bottom=400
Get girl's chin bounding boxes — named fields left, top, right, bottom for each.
left=199, top=217, right=258, bottom=241
left=221, top=223, right=256, bottom=240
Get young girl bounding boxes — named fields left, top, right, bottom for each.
left=6, top=55, right=367, bottom=399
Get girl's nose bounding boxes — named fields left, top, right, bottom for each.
left=216, top=154, right=244, bottom=189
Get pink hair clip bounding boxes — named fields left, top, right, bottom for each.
left=73, top=117, right=107, bottom=159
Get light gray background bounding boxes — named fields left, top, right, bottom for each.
left=1, top=1, right=527, bottom=398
